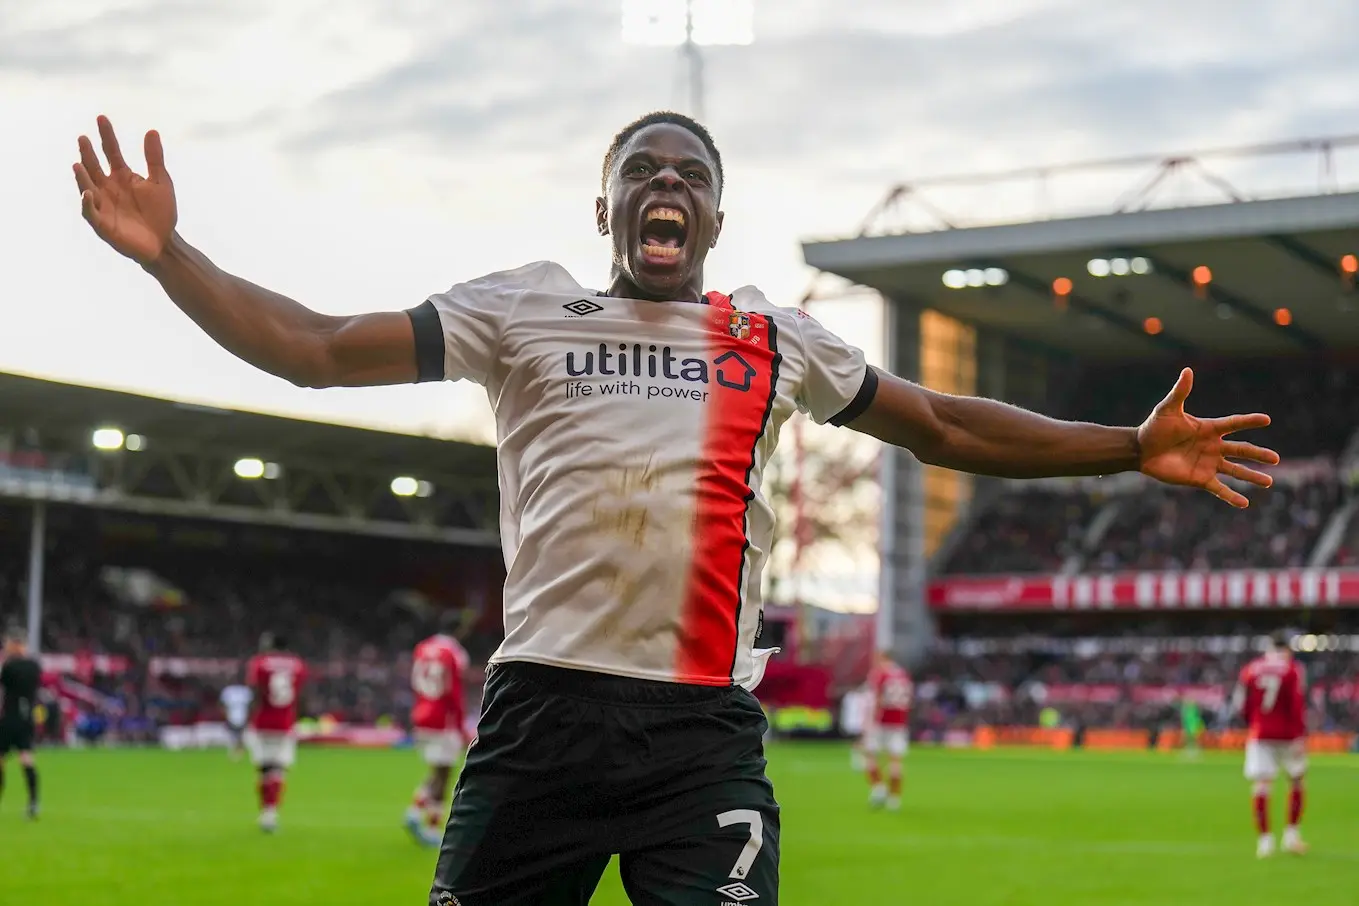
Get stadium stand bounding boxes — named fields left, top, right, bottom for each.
left=803, top=171, right=1359, bottom=752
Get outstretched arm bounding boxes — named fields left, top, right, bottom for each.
left=848, top=369, right=1141, bottom=479
left=74, top=116, right=419, bottom=389
left=144, top=237, right=418, bottom=388
left=847, top=366, right=1279, bottom=508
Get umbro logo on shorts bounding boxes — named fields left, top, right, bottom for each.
left=716, top=881, right=760, bottom=901
left=563, top=299, right=605, bottom=317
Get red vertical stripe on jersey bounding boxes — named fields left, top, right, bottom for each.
left=676, top=295, right=780, bottom=684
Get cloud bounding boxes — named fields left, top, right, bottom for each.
left=0, top=0, right=243, bottom=77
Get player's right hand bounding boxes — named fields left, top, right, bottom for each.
left=73, top=116, right=177, bottom=266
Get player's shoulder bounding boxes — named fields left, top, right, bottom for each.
left=727, top=286, right=807, bottom=325
left=462, top=260, right=587, bottom=297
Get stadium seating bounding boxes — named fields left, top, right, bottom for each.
left=936, top=359, right=1359, bottom=577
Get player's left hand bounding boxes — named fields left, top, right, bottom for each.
left=1136, top=368, right=1279, bottom=508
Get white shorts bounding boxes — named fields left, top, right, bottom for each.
left=862, top=725, right=909, bottom=757
left=415, top=729, right=466, bottom=767
left=1243, top=739, right=1307, bottom=782
left=244, top=731, right=297, bottom=769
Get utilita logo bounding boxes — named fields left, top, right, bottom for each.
left=565, top=343, right=756, bottom=392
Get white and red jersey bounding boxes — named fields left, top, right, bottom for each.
left=246, top=652, right=307, bottom=733
left=413, top=262, right=871, bottom=688
left=1237, top=652, right=1306, bottom=742
left=410, top=634, right=469, bottom=732
left=867, top=662, right=913, bottom=728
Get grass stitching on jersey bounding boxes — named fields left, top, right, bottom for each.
left=676, top=292, right=782, bottom=685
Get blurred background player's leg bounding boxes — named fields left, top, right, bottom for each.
left=1244, top=740, right=1278, bottom=858
left=18, top=750, right=38, bottom=819
left=884, top=728, right=906, bottom=811
left=247, top=731, right=295, bottom=833
left=407, top=730, right=464, bottom=847
left=862, top=726, right=888, bottom=807
left=1252, top=779, right=1274, bottom=858
left=1281, top=742, right=1308, bottom=854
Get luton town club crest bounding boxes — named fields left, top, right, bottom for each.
left=727, top=311, right=752, bottom=340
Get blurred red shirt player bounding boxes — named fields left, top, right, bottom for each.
left=1233, top=630, right=1308, bottom=858
left=861, top=650, right=912, bottom=811
left=244, top=632, right=307, bottom=834
left=405, top=614, right=470, bottom=846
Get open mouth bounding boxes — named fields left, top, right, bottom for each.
left=639, top=207, right=688, bottom=262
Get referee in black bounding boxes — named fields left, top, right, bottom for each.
left=1, top=626, right=42, bottom=819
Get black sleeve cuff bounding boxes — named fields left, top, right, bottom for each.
left=406, top=300, right=445, bottom=383
left=828, top=365, right=880, bottom=427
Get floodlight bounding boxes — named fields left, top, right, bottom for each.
left=983, top=268, right=1009, bottom=287
left=1110, top=258, right=1130, bottom=276
left=391, top=476, right=419, bottom=497
left=942, top=270, right=967, bottom=289
left=124, top=433, right=146, bottom=452
left=234, top=458, right=265, bottom=479
left=1087, top=259, right=1110, bottom=277
left=965, top=269, right=985, bottom=288
left=1130, top=257, right=1151, bottom=275
left=92, top=428, right=125, bottom=451
left=621, top=1, right=755, bottom=120
left=621, top=0, right=753, bottom=46
left=262, top=462, right=282, bottom=480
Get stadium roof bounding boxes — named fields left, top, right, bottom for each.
left=802, top=136, right=1359, bottom=360
left=803, top=192, right=1359, bottom=360
left=0, top=371, right=500, bottom=546
left=0, top=370, right=496, bottom=475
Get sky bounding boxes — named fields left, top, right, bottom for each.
left=2, top=0, right=1355, bottom=608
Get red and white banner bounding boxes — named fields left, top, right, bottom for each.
left=928, top=568, right=1359, bottom=612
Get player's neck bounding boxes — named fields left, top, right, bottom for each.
left=604, top=267, right=705, bottom=304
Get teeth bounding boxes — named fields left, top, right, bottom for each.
left=641, top=244, right=681, bottom=257
left=645, top=208, right=686, bottom=227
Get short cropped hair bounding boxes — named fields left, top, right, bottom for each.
left=601, top=111, right=724, bottom=197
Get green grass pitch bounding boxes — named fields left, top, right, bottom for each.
left=3, top=743, right=1356, bottom=904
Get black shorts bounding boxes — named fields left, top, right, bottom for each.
left=430, top=662, right=780, bottom=906
left=0, top=719, right=34, bottom=756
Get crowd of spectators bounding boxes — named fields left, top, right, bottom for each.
left=940, top=489, right=1097, bottom=575
left=908, top=638, right=1359, bottom=738
left=942, top=475, right=1352, bottom=576
left=1061, top=360, right=1359, bottom=459
left=940, top=358, right=1359, bottom=577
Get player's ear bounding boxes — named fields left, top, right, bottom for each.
left=595, top=197, right=608, bottom=236
left=711, top=210, right=724, bottom=248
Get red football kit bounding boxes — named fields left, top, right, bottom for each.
left=868, top=662, right=913, bottom=728
left=1238, top=653, right=1306, bottom=742
left=411, top=634, right=469, bottom=734
left=246, top=652, right=307, bottom=733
